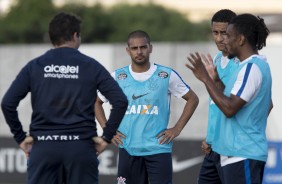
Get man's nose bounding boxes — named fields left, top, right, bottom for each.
left=216, top=35, right=224, bottom=42
left=137, top=47, right=142, bottom=53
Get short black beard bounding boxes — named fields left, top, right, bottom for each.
left=133, top=58, right=149, bottom=66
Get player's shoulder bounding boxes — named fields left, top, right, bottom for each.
left=115, top=65, right=129, bottom=71
left=154, top=63, right=178, bottom=80
left=250, top=55, right=268, bottom=65
left=241, top=55, right=267, bottom=69
left=114, top=65, right=130, bottom=80
left=154, top=63, right=174, bottom=73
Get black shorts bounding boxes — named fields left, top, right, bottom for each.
left=117, top=148, right=172, bottom=184
left=221, top=158, right=265, bottom=184
left=27, top=140, right=99, bottom=184
left=198, top=150, right=223, bottom=184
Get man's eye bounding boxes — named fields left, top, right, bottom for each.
left=140, top=46, right=148, bottom=49
left=129, top=45, right=148, bottom=50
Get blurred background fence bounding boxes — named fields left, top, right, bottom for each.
left=0, top=42, right=281, bottom=183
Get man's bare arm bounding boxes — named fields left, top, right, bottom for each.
left=157, top=89, right=199, bottom=144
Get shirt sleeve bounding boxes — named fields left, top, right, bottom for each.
left=231, top=63, right=262, bottom=102
left=169, top=70, right=190, bottom=98
left=1, top=65, right=30, bottom=144
left=97, top=71, right=115, bottom=103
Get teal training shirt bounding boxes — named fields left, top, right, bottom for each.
left=206, top=52, right=238, bottom=145
left=115, top=64, right=172, bottom=156
left=212, top=55, right=272, bottom=162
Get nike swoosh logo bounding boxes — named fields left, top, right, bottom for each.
left=132, top=93, right=149, bottom=100
left=172, top=155, right=204, bottom=172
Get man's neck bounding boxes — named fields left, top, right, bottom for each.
left=222, top=51, right=228, bottom=57
left=54, top=40, right=78, bottom=49
left=238, top=48, right=258, bottom=62
left=131, top=62, right=150, bottom=73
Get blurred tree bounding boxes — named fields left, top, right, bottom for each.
left=0, top=1, right=210, bottom=43
left=56, top=3, right=113, bottom=43
left=79, top=4, right=113, bottom=43
left=0, top=0, right=55, bottom=43
left=107, top=3, right=210, bottom=42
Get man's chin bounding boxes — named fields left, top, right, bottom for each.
left=217, top=44, right=226, bottom=51
left=134, top=59, right=147, bottom=65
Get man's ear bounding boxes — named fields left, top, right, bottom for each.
left=72, top=32, right=79, bottom=40
left=126, top=47, right=130, bottom=55
left=239, top=34, right=245, bottom=46
left=149, top=44, right=153, bottom=53
left=75, top=32, right=80, bottom=38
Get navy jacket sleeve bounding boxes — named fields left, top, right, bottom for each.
left=95, top=65, right=128, bottom=142
left=1, top=65, right=30, bottom=144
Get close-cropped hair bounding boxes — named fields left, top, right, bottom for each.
left=230, top=13, right=270, bottom=50
left=211, top=9, right=237, bottom=24
left=127, top=30, right=151, bottom=45
left=49, top=12, right=81, bottom=46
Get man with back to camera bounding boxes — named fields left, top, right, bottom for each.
left=197, top=9, right=237, bottom=184
left=95, top=30, right=199, bottom=184
left=1, top=12, right=128, bottom=184
left=187, top=13, right=272, bottom=184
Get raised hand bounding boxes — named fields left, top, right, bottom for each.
left=201, top=53, right=218, bottom=81
left=186, top=52, right=210, bottom=83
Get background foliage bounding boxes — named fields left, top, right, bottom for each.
left=0, top=0, right=210, bottom=43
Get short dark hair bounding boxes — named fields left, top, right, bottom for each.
left=211, top=9, right=236, bottom=24
left=127, top=30, right=151, bottom=45
left=230, top=13, right=270, bottom=50
left=49, top=12, right=81, bottom=46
